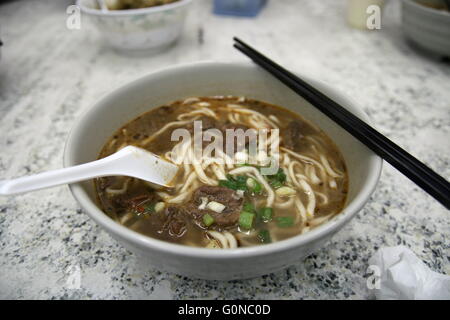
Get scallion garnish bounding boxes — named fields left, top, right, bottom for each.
left=243, top=202, right=256, bottom=213
left=202, top=213, right=215, bottom=227
left=264, top=168, right=287, bottom=189
left=246, top=177, right=262, bottom=194
left=239, top=211, right=255, bottom=230
left=219, top=174, right=248, bottom=191
left=258, top=229, right=272, bottom=244
left=259, top=207, right=273, bottom=222
left=276, top=216, right=294, bottom=228
left=144, top=203, right=156, bottom=213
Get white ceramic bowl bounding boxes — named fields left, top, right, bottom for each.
left=64, top=62, right=382, bottom=280
left=402, top=0, right=450, bottom=57
left=77, top=0, right=192, bottom=52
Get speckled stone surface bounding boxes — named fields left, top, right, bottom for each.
left=0, top=0, right=448, bottom=299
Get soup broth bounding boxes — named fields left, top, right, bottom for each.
left=96, top=96, right=348, bottom=248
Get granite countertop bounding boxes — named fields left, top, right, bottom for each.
left=0, top=0, right=449, bottom=299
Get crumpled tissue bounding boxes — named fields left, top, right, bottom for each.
left=368, top=246, right=450, bottom=300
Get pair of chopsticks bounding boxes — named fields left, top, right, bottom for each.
left=233, top=37, right=450, bottom=210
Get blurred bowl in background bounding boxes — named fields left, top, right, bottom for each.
left=77, top=0, right=192, bottom=53
left=402, top=0, right=450, bottom=57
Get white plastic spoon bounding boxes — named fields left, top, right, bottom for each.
left=0, top=146, right=179, bottom=195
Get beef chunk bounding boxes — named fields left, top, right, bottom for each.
left=186, top=186, right=243, bottom=227
left=159, top=206, right=187, bottom=238
left=283, top=120, right=315, bottom=151
left=107, top=191, right=154, bottom=215
left=283, top=121, right=304, bottom=150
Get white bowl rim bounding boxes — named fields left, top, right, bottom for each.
left=402, top=0, right=450, bottom=17
left=76, top=0, right=192, bottom=16
left=64, top=61, right=383, bottom=260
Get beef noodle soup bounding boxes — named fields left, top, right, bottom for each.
left=95, top=96, right=348, bottom=248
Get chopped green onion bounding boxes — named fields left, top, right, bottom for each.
left=246, top=177, right=262, bottom=194
left=259, top=207, right=273, bottom=222
left=144, top=203, right=155, bottom=213
left=243, top=202, right=256, bottom=213
left=276, top=216, right=295, bottom=228
left=258, top=229, right=272, bottom=244
left=239, top=211, right=255, bottom=230
left=246, top=177, right=255, bottom=188
left=234, top=175, right=248, bottom=190
left=202, top=214, right=215, bottom=227
left=275, top=186, right=296, bottom=197
left=236, top=163, right=250, bottom=167
left=275, top=168, right=287, bottom=182
left=219, top=180, right=237, bottom=190
left=265, top=168, right=287, bottom=189
left=135, top=202, right=155, bottom=217
left=270, top=180, right=283, bottom=189
left=219, top=175, right=248, bottom=191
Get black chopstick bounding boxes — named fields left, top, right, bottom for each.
left=233, top=37, right=450, bottom=210
left=234, top=39, right=450, bottom=208
left=234, top=37, right=449, bottom=194
left=233, top=40, right=450, bottom=196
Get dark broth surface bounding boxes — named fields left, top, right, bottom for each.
left=96, top=96, right=348, bottom=248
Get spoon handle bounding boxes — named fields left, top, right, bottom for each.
left=0, top=156, right=116, bottom=195
left=0, top=146, right=178, bottom=196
